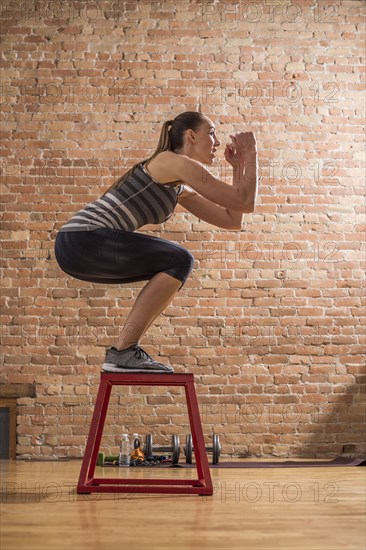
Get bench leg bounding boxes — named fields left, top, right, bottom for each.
left=185, top=379, right=213, bottom=492
left=77, top=377, right=112, bottom=492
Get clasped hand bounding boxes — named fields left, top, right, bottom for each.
left=224, top=132, right=257, bottom=166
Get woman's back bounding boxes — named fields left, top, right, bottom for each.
left=58, top=161, right=183, bottom=233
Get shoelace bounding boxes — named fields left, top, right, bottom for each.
left=133, top=345, right=154, bottom=362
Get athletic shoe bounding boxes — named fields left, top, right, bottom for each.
left=102, top=345, right=174, bottom=373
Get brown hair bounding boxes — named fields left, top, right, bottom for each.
left=104, top=111, right=207, bottom=193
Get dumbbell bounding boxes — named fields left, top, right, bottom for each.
left=184, top=434, right=221, bottom=465
left=144, top=434, right=181, bottom=465
left=97, top=452, right=119, bottom=466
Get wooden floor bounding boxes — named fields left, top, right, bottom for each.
left=1, top=459, right=365, bottom=550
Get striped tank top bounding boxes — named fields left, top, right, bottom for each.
left=58, top=162, right=183, bottom=233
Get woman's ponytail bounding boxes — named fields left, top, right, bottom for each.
left=103, top=112, right=205, bottom=194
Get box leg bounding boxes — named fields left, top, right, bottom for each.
left=77, top=376, right=112, bottom=492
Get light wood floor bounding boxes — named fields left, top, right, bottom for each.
left=1, top=459, right=365, bottom=550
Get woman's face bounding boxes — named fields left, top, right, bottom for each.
left=189, top=118, right=220, bottom=165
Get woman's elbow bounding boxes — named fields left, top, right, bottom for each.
left=238, top=200, right=255, bottom=214
left=233, top=195, right=255, bottom=213
left=242, top=205, right=255, bottom=213
left=223, top=218, right=242, bottom=230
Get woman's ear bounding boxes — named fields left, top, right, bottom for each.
left=186, top=129, right=196, bottom=144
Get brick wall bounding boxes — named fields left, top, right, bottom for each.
left=1, top=0, right=365, bottom=459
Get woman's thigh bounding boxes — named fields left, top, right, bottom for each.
left=54, top=228, right=194, bottom=285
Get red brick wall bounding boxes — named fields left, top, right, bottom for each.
left=1, top=0, right=365, bottom=459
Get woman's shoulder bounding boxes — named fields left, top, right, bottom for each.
left=145, top=151, right=186, bottom=185
left=150, top=150, right=182, bottom=166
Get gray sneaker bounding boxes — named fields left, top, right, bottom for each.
left=102, top=345, right=174, bottom=373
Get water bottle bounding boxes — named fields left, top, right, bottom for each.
left=118, top=434, right=130, bottom=467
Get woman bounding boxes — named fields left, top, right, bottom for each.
left=55, top=111, right=258, bottom=373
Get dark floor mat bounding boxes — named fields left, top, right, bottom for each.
left=172, top=457, right=366, bottom=468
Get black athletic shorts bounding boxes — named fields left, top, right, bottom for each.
left=54, top=228, right=194, bottom=290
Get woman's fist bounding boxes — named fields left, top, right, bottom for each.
left=225, top=132, right=257, bottom=166
left=230, top=132, right=256, bottom=152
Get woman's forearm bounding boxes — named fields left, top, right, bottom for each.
left=234, top=151, right=258, bottom=207
left=226, top=151, right=258, bottom=227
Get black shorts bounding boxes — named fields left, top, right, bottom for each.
left=54, top=228, right=194, bottom=290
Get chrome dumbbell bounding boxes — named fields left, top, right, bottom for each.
left=144, top=434, right=181, bottom=465
left=184, top=434, right=221, bottom=465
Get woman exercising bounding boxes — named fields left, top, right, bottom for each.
left=55, top=111, right=258, bottom=373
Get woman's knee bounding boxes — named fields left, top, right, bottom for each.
left=165, top=245, right=194, bottom=283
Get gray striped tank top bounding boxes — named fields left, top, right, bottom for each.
left=58, top=162, right=183, bottom=233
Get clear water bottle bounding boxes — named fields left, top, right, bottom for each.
left=118, top=434, right=130, bottom=467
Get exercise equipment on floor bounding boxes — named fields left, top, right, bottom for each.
left=96, top=433, right=221, bottom=466
left=184, top=433, right=221, bottom=464
left=144, top=434, right=181, bottom=465
left=97, top=452, right=119, bottom=466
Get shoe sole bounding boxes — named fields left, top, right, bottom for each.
left=102, top=363, right=174, bottom=374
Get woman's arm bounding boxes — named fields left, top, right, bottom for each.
left=178, top=186, right=248, bottom=230
left=178, top=132, right=258, bottom=229
left=166, top=153, right=254, bottom=212
left=225, top=139, right=258, bottom=228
